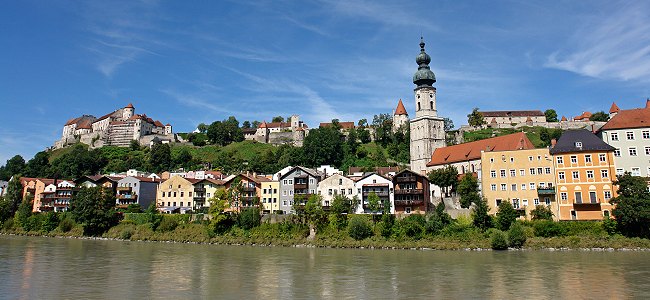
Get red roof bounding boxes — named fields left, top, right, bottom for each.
left=258, top=121, right=268, bottom=128
left=561, top=116, right=567, bottom=121
left=609, top=102, right=620, bottom=114
left=154, top=120, right=164, bottom=127
left=600, top=106, right=650, bottom=131
left=265, top=121, right=291, bottom=128
left=573, top=111, right=592, bottom=121
left=320, top=122, right=355, bottom=129
left=125, top=103, right=134, bottom=108
left=480, top=110, right=544, bottom=117
left=394, top=99, right=408, bottom=116
left=427, top=132, right=535, bottom=166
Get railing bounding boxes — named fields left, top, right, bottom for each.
left=116, top=194, right=137, bottom=200
left=537, top=187, right=556, bottom=195
left=396, top=176, right=417, bottom=183
left=242, top=186, right=256, bottom=192
left=194, top=187, right=206, bottom=193
left=294, top=183, right=308, bottom=189
left=362, top=191, right=389, bottom=197
left=117, top=186, right=132, bottom=191
left=394, top=199, right=424, bottom=206
left=394, top=189, right=423, bottom=195
left=193, top=196, right=206, bottom=202
left=575, top=199, right=599, bottom=205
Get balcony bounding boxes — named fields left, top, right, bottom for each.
left=194, top=187, right=206, bottom=193
left=362, top=191, right=389, bottom=197
left=117, top=194, right=137, bottom=200
left=394, top=189, right=423, bottom=195
left=193, top=196, right=206, bottom=202
left=294, top=183, right=308, bottom=189
left=394, top=199, right=424, bottom=206
left=575, top=199, right=599, bottom=205
left=537, top=187, right=556, bottom=195
left=396, top=176, right=417, bottom=183
left=117, top=186, right=132, bottom=192
left=242, top=186, right=256, bottom=192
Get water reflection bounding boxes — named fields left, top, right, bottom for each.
left=1, top=236, right=649, bottom=299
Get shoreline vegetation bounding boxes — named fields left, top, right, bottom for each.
left=3, top=213, right=650, bottom=251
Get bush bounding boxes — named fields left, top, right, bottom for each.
left=2, top=217, right=15, bottom=231
left=238, top=208, right=261, bottom=230
left=23, top=215, right=43, bottom=232
left=348, top=215, right=373, bottom=240
left=495, top=201, right=518, bottom=231
left=530, top=205, right=554, bottom=221
left=42, top=212, right=60, bottom=232
left=508, top=222, right=527, bottom=248
left=603, top=217, right=618, bottom=235
left=491, top=230, right=509, bottom=250
left=58, top=217, right=76, bottom=232
left=396, top=214, right=425, bottom=239
left=157, top=216, right=179, bottom=232
left=533, top=220, right=566, bottom=237
left=379, top=213, right=394, bottom=238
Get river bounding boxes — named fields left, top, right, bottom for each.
left=1, top=235, right=649, bottom=299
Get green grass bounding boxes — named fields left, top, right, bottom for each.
left=463, top=126, right=551, bottom=148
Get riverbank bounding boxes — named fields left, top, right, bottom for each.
left=3, top=223, right=650, bottom=251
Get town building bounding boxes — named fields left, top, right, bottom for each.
left=355, top=173, right=394, bottom=214
left=481, top=110, right=546, bottom=127
left=21, top=177, right=52, bottom=212
left=392, top=169, right=430, bottom=214
left=393, top=99, right=409, bottom=132
left=550, top=129, right=617, bottom=220
left=75, top=175, right=120, bottom=193
left=278, top=166, right=321, bottom=214
left=156, top=175, right=199, bottom=213
left=317, top=173, right=359, bottom=209
left=261, top=180, right=280, bottom=214
left=481, top=148, right=556, bottom=219
left=191, top=178, right=225, bottom=210
left=223, top=173, right=270, bottom=212
left=115, top=176, right=162, bottom=210
left=39, top=180, right=75, bottom=212
left=244, top=115, right=309, bottom=146
left=599, top=100, right=650, bottom=178
left=54, top=103, right=174, bottom=149
left=409, top=38, right=447, bottom=174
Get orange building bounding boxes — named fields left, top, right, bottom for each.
left=223, top=173, right=270, bottom=212
left=550, top=129, right=617, bottom=220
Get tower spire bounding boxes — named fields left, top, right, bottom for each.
left=413, top=37, right=436, bottom=88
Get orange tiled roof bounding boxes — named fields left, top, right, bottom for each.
left=573, top=111, right=592, bottom=121
left=609, top=102, right=620, bottom=114
left=600, top=106, right=650, bottom=131
left=319, top=122, right=355, bottom=129
left=427, top=132, right=535, bottom=166
left=561, top=116, right=567, bottom=121
left=480, top=110, right=544, bottom=117
left=394, top=99, right=408, bottom=116
left=125, top=103, right=134, bottom=108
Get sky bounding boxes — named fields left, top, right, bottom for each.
left=2, top=0, right=650, bottom=165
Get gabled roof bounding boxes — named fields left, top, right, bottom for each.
left=479, top=110, right=544, bottom=117
left=125, top=103, right=134, bottom=108
left=192, top=178, right=225, bottom=186
left=224, top=173, right=271, bottom=185
left=600, top=106, right=650, bottom=131
left=394, top=169, right=427, bottom=181
left=550, top=129, right=615, bottom=154
left=394, top=99, right=408, bottom=116
left=279, top=166, right=320, bottom=180
left=609, top=102, right=620, bottom=114
left=348, top=166, right=400, bottom=176
left=561, top=116, right=567, bottom=121
left=573, top=111, right=592, bottom=121
left=427, top=132, right=535, bottom=166
left=356, top=172, right=392, bottom=183
left=319, top=122, right=355, bottom=129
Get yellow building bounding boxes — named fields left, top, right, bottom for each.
left=550, top=130, right=617, bottom=220
left=261, top=181, right=280, bottom=214
left=157, top=175, right=198, bottom=213
left=481, top=148, right=557, bottom=219
left=192, top=178, right=225, bottom=210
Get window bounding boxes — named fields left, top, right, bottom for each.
left=529, top=156, right=533, bottom=161
left=539, top=182, right=546, bottom=188
left=537, top=167, right=543, bottom=175
left=496, top=199, right=502, bottom=206
left=645, top=146, right=650, bottom=156
left=589, top=191, right=597, bottom=203
left=512, top=199, right=520, bottom=209
left=348, top=188, right=352, bottom=194
left=310, top=179, right=314, bottom=184
left=545, top=167, right=552, bottom=174
left=510, top=169, right=516, bottom=177
left=283, top=180, right=287, bottom=185
left=491, top=184, right=497, bottom=191
left=263, top=189, right=267, bottom=194
left=575, top=192, right=583, bottom=203
left=643, top=130, right=650, bottom=139
left=614, top=149, right=621, bottom=157
left=328, top=189, right=332, bottom=195
left=570, top=156, right=578, bottom=164
left=173, top=192, right=176, bottom=197
left=571, top=210, right=577, bottom=220
left=490, top=170, right=497, bottom=178
left=173, top=202, right=176, bottom=207
left=534, top=198, right=540, bottom=206
left=406, top=207, right=411, bottom=214
left=575, top=142, right=583, bottom=148
left=629, top=147, right=637, bottom=156
left=599, top=154, right=606, bottom=162
left=544, top=197, right=551, bottom=205
left=161, top=192, right=165, bottom=198
left=560, top=192, right=568, bottom=201
left=558, top=172, right=565, bottom=180
left=601, top=169, right=609, bottom=179
left=611, top=132, right=619, bottom=141
left=631, top=167, right=641, bottom=176
left=500, top=184, right=507, bottom=191
left=500, top=169, right=506, bottom=177
left=338, top=179, right=343, bottom=185
left=556, top=156, right=564, bottom=164
left=529, top=168, right=536, bottom=175
left=572, top=171, right=579, bottom=180
left=520, top=169, right=525, bottom=176
left=288, top=179, right=293, bottom=184
left=510, top=157, right=515, bottom=163
left=585, top=155, right=592, bottom=163
left=530, top=183, right=535, bottom=190
left=616, top=168, right=624, bottom=175
left=523, top=199, right=528, bottom=207
left=604, top=191, right=612, bottom=200
left=511, top=184, right=517, bottom=191
left=521, top=184, right=527, bottom=190
left=189, top=192, right=192, bottom=197
left=490, top=158, right=494, bottom=163
left=626, top=131, right=635, bottom=140
left=283, top=190, right=287, bottom=196
left=586, top=170, right=594, bottom=179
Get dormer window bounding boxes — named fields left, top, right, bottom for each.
left=575, top=142, right=582, bottom=148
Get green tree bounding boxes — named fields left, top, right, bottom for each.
left=0, top=155, right=26, bottom=180
left=207, top=121, right=226, bottom=145
left=425, top=202, right=453, bottom=235
left=348, top=215, right=373, bottom=240
left=173, top=148, right=194, bottom=170
left=238, top=207, right=261, bottom=230
left=358, top=128, right=371, bottom=144
left=14, top=195, right=33, bottom=230
left=208, top=189, right=231, bottom=234
left=443, top=117, right=455, bottom=131
left=530, top=205, right=554, bottom=221
left=544, top=109, right=558, bottom=122
left=197, top=123, right=208, bottom=133
left=372, top=113, right=393, bottom=146
left=129, top=140, right=141, bottom=151
left=149, top=143, right=172, bottom=173
left=589, top=111, right=609, bottom=122
left=495, top=200, right=518, bottom=231
left=0, top=197, right=12, bottom=224
left=5, top=176, right=24, bottom=214
left=302, top=127, right=343, bottom=167
left=272, top=116, right=285, bottom=123
left=50, top=144, right=107, bottom=178
left=457, top=174, right=480, bottom=208
left=252, top=121, right=261, bottom=128
left=70, top=186, right=118, bottom=236
left=303, top=194, right=326, bottom=238
left=224, top=116, right=244, bottom=143
left=346, top=127, right=360, bottom=155
left=24, top=151, right=51, bottom=178
left=472, top=197, right=492, bottom=231
left=357, top=118, right=368, bottom=128
left=242, top=121, right=251, bottom=129
left=427, top=166, right=458, bottom=198
left=611, top=173, right=650, bottom=238
left=467, top=108, right=486, bottom=127
left=508, top=222, right=527, bottom=248
left=366, top=192, right=381, bottom=216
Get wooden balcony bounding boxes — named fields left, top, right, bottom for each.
left=362, top=191, right=389, bottom=197
left=117, top=186, right=132, bottom=192
left=396, top=176, right=417, bottom=183
left=194, top=187, right=206, bottom=193
left=242, top=186, right=256, bottom=192
left=294, top=183, right=308, bottom=189
left=394, top=199, right=424, bottom=206
left=575, top=199, right=599, bottom=205
left=394, top=189, right=423, bottom=195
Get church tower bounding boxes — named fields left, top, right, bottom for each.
left=409, top=38, right=446, bottom=174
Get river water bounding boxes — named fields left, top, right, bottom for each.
left=1, top=235, right=649, bottom=299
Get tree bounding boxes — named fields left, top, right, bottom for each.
left=357, top=118, right=368, bottom=128
left=372, top=113, right=393, bottom=146
left=544, top=109, right=558, bottom=122
left=495, top=200, right=518, bottom=231
left=303, top=194, right=326, bottom=238
left=224, top=116, right=244, bottom=143
left=242, top=121, right=251, bottom=129
left=358, top=128, right=371, bottom=144
left=427, top=166, right=458, bottom=198
left=173, top=148, right=194, bottom=170
left=530, top=205, right=554, bottom=221
left=348, top=215, right=372, bottom=240
left=149, top=143, right=172, bottom=173
left=207, top=121, right=226, bottom=145
left=425, top=202, right=453, bottom=235
left=366, top=192, right=381, bottom=216
left=272, top=116, right=285, bottom=123
left=302, top=127, right=343, bottom=167
left=70, top=186, right=118, bottom=236
left=467, top=108, right=486, bottom=127
left=208, top=189, right=231, bottom=234
left=5, top=176, right=24, bottom=214
left=238, top=207, right=261, bottom=230
left=457, top=174, right=480, bottom=208
left=197, top=123, right=208, bottom=133
left=443, top=117, right=455, bottom=131
left=24, top=151, right=51, bottom=178
left=14, top=195, right=33, bottom=230
left=472, top=197, right=492, bottom=231
left=589, top=111, right=609, bottom=122
left=346, top=127, right=360, bottom=155
left=611, top=173, right=650, bottom=238
left=0, top=155, right=26, bottom=180
left=0, top=197, right=12, bottom=224
left=129, top=140, right=141, bottom=151
left=49, top=144, right=107, bottom=178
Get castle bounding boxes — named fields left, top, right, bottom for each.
left=242, top=115, right=309, bottom=146
left=54, top=103, right=174, bottom=149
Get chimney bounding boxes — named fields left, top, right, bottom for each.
left=646, top=98, right=650, bottom=109
left=551, top=139, right=557, bottom=148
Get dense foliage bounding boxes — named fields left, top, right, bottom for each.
left=611, top=173, right=650, bottom=238
left=70, top=186, right=119, bottom=236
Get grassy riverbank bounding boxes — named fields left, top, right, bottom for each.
left=3, top=214, right=650, bottom=250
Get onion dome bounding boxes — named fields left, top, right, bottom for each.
left=413, top=37, right=436, bottom=88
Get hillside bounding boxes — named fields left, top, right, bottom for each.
left=462, top=126, right=561, bottom=148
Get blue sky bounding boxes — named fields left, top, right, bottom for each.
left=2, top=0, right=650, bottom=165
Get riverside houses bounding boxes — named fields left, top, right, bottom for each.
left=157, top=175, right=199, bottom=213
left=116, top=176, right=161, bottom=210
left=550, top=129, right=617, bottom=220
left=481, top=148, right=557, bottom=219
left=261, top=180, right=280, bottom=214
left=75, top=175, right=120, bottom=192
left=356, top=173, right=394, bottom=214
left=317, top=173, right=359, bottom=209
left=191, top=178, right=225, bottom=210
left=21, top=178, right=52, bottom=212
left=392, top=170, right=429, bottom=214
left=599, top=100, right=650, bottom=179
left=39, top=180, right=75, bottom=212
left=223, top=173, right=270, bottom=212
left=279, top=166, right=322, bottom=214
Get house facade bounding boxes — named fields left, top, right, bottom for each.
left=278, top=166, right=321, bottom=214
left=116, top=176, right=161, bottom=210
left=261, top=181, right=280, bottom=214
left=223, top=173, right=269, bottom=212
left=550, top=129, right=617, bottom=220
left=156, top=175, right=198, bottom=213
left=392, top=170, right=429, bottom=214
left=191, top=179, right=224, bottom=210
left=317, top=174, right=359, bottom=209
left=355, top=173, right=394, bottom=214
left=39, top=180, right=75, bottom=212
left=481, top=148, right=557, bottom=219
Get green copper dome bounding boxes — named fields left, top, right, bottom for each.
left=413, top=37, right=436, bottom=87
